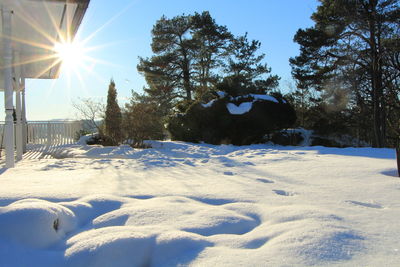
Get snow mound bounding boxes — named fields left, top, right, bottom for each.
left=65, top=227, right=212, bottom=267
left=152, top=231, right=213, bottom=266
left=0, top=199, right=76, bottom=248
left=264, top=206, right=365, bottom=264
left=65, top=226, right=156, bottom=267
left=0, top=195, right=367, bottom=266
left=76, top=134, right=93, bottom=145
left=92, top=196, right=259, bottom=236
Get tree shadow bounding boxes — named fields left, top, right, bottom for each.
left=0, top=168, right=8, bottom=175
left=277, top=145, right=396, bottom=160
left=381, top=169, right=399, bottom=177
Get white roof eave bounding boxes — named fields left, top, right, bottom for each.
left=0, top=0, right=90, bottom=90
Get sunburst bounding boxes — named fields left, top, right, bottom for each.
left=5, top=0, right=137, bottom=99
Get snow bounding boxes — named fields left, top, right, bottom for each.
left=249, top=94, right=279, bottom=103
left=76, top=134, right=93, bottom=145
left=225, top=94, right=281, bottom=115
left=0, top=141, right=399, bottom=266
left=201, top=93, right=282, bottom=115
left=226, top=102, right=253, bottom=115
left=229, top=93, right=279, bottom=103
left=216, top=91, right=227, bottom=98
left=201, top=99, right=217, bottom=108
left=0, top=199, right=77, bottom=248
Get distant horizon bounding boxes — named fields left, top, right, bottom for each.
left=1, top=0, right=319, bottom=121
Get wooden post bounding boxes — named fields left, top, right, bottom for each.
left=2, top=8, right=15, bottom=168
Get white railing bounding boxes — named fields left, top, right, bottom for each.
left=0, top=121, right=84, bottom=148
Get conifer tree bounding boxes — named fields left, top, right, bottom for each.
left=104, top=79, right=122, bottom=145
left=138, top=12, right=279, bottom=106
left=290, top=0, right=399, bottom=147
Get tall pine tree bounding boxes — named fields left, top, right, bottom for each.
left=290, top=0, right=400, bottom=147
left=104, top=79, right=122, bottom=145
left=138, top=12, right=279, bottom=106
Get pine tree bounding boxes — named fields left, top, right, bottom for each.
left=104, top=79, right=122, bottom=145
left=138, top=12, right=280, bottom=106
left=290, top=0, right=400, bottom=147
left=137, top=12, right=232, bottom=102
left=221, top=33, right=280, bottom=96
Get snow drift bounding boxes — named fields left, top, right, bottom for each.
left=0, top=141, right=398, bottom=266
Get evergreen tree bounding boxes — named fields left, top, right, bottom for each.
left=104, top=79, right=122, bottom=145
left=138, top=12, right=279, bottom=107
left=137, top=14, right=197, bottom=102
left=290, top=0, right=399, bottom=147
left=190, top=12, right=233, bottom=99
left=221, top=33, right=280, bottom=96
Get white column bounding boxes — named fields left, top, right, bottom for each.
left=15, top=79, right=23, bottom=161
left=14, top=52, right=23, bottom=160
left=2, top=8, right=15, bottom=168
left=21, top=78, right=27, bottom=153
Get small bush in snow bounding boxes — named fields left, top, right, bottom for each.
left=269, top=131, right=304, bottom=146
left=123, top=99, right=166, bottom=148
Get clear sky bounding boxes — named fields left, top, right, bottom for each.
left=2, top=0, right=319, bottom=121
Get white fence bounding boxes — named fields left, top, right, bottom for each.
left=0, top=121, right=84, bottom=148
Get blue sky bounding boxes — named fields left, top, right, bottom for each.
left=4, top=0, right=319, bottom=120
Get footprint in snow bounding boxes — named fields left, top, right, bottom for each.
left=256, top=178, right=274, bottom=184
left=223, top=163, right=236, bottom=167
left=273, top=189, right=295, bottom=196
left=184, top=160, right=196, bottom=166
left=346, top=200, right=383, bottom=209
left=223, top=171, right=235, bottom=176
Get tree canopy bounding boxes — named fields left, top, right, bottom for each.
left=290, top=0, right=400, bottom=147
left=137, top=11, right=279, bottom=104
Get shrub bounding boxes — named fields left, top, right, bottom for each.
left=269, top=131, right=304, bottom=146
left=168, top=94, right=296, bottom=145
left=123, top=102, right=165, bottom=147
left=104, top=80, right=122, bottom=145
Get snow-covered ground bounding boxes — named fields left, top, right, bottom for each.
left=0, top=141, right=399, bottom=266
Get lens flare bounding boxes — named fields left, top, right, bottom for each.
left=54, top=41, right=85, bottom=70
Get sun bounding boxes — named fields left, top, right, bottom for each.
left=54, top=41, right=86, bottom=70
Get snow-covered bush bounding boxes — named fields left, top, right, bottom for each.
left=168, top=92, right=296, bottom=145
left=268, top=129, right=305, bottom=146
left=0, top=199, right=77, bottom=248
left=267, top=128, right=369, bottom=147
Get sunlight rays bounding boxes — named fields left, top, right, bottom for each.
left=2, top=0, right=138, bottom=101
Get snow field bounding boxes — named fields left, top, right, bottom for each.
left=0, top=141, right=398, bottom=266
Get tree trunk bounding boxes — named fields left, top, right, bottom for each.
left=182, top=62, right=192, bottom=101
left=396, top=147, right=400, bottom=177
left=368, top=0, right=388, bottom=148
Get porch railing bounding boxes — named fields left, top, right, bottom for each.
left=0, top=121, right=84, bottom=148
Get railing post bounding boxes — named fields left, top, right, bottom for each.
left=21, top=78, right=27, bottom=153
left=47, top=121, right=52, bottom=147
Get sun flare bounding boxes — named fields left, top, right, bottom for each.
left=54, top=41, right=85, bottom=70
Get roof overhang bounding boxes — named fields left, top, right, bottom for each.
left=0, top=0, right=90, bottom=90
